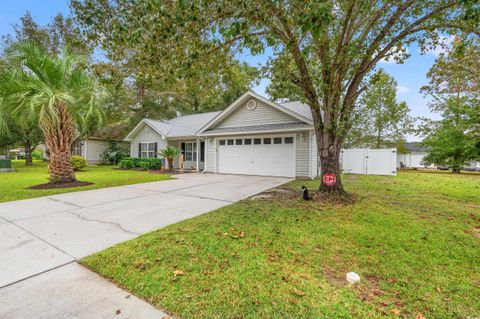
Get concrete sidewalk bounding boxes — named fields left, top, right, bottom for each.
left=0, top=173, right=290, bottom=318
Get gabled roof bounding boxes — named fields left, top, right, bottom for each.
left=124, top=91, right=314, bottom=141
left=197, top=91, right=313, bottom=135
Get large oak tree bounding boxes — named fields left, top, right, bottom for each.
left=73, top=0, right=479, bottom=193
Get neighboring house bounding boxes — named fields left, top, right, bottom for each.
left=39, top=137, right=130, bottom=164
left=125, top=90, right=318, bottom=178
left=396, top=142, right=434, bottom=168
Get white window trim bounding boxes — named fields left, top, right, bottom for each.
left=139, top=142, right=156, bottom=158
left=183, top=142, right=197, bottom=162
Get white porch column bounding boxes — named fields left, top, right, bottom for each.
left=196, top=138, right=200, bottom=172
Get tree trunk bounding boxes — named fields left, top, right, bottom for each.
left=49, top=150, right=76, bottom=182
left=318, top=140, right=345, bottom=193
left=41, top=102, right=76, bottom=183
left=167, top=157, right=174, bottom=172
left=24, top=140, right=33, bottom=166
left=376, top=127, right=382, bottom=149
left=452, top=167, right=461, bottom=173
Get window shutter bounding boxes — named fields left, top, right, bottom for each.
left=138, top=143, right=141, bottom=158
left=154, top=142, right=158, bottom=158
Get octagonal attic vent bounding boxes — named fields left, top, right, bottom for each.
left=246, top=99, right=257, bottom=110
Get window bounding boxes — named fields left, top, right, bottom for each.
left=244, top=139, right=252, bottom=145
left=219, top=140, right=226, bottom=146
left=235, top=139, right=243, bottom=145
left=273, top=137, right=282, bottom=144
left=72, top=143, right=82, bottom=156
left=284, top=137, right=294, bottom=144
left=253, top=138, right=261, bottom=145
left=227, top=139, right=234, bottom=145
left=140, top=142, right=156, bottom=158
left=263, top=138, right=271, bottom=144
left=184, top=142, right=197, bottom=161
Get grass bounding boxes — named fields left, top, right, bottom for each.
left=0, top=160, right=171, bottom=203
left=81, top=171, right=480, bottom=319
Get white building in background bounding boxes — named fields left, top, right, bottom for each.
left=396, top=142, right=435, bottom=168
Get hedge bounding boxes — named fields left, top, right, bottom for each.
left=119, top=157, right=162, bottom=170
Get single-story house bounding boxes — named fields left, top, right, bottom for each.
left=396, top=142, right=433, bottom=168
left=125, top=90, right=318, bottom=178
left=38, top=137, right=130, bottom=164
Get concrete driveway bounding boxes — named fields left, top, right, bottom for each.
left=0, top=173, right=290, bottom=318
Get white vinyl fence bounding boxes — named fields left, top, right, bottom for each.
left=340, top=148, right=397, bottom=176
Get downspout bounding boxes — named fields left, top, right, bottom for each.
left=198, top=136, right=207, bottom=173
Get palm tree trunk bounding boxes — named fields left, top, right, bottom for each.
left=42, top=102, right=76, bottom=182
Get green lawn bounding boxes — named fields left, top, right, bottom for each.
left=0, top=160, right=171, bottom=203
left=82, top=171, right=480, bottom=319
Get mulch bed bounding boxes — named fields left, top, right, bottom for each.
left=251, top=186, right=357, bottom=205
left=27, top=181, right=94, bottom=190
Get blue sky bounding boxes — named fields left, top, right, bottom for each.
left=1, top=1, right=447, bottom=141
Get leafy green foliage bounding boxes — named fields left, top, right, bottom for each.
left=346, top=69, right=414, bottom=149
left=120, top=157, right=162, bottom=170
left=138, top=161, right=150, bottom=171
left=70, top=156, right=87, bottom=171
left=101, top=140, right=129, bottom=164
left=420, top=40, right=480, bottom=171
left=31, top=150, right=43, bottom=160
left=421, top=100, right=479, bottom=171
left=2, top=11, right=92, bottom=57
left=158, top=146, right=180, bottom=159
left=119, top=159, right=133, bottom=169
left=0, top=41, right=106, bottom=144
left=72, top=0, right=480, bottom=192
left=72, top=0, right=258, bottom=129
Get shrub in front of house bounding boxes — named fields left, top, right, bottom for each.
left=138, top=161, right=150, bottom=170
left=119, top=159, right=133, bottom=169
left=119, top=157, right=162, bottom=170
left=70, top=156, right=87, bottom=171
left=101, top=140, right=129, bottom=164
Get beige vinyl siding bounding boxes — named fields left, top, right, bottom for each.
left=85, top=140, right=129, bottom=163
left=130, top=123, right=166, bottom=157
left=204, top=137, right=215, bottom=172
left=295, top=132, right=310, bottom=177
left=214, top=99, right=300, bottom=129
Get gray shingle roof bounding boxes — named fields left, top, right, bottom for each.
left=405, top=142, right=429, bottom=152
left=202, top=122, right=312, bottom=135
left=145, top=111, right=220, bottom=138
left=279, top=101, right=312, bottom=121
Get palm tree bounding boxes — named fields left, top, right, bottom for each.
left=158, top=146, right=180, bottom=172
left=0, top=41, right=105, bottom=182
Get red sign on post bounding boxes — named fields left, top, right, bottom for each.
left=323, top=173, right=336, bottom=186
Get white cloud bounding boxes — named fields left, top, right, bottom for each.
left=397, top=85, right=410, bottom=93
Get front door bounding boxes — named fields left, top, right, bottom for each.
left=180, top=142, right=205, bottom=170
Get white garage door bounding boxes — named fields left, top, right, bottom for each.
left=217, top=136, right=295, bottom=177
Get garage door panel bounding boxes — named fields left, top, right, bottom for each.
left=217, top=138, right=295, bottom=177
